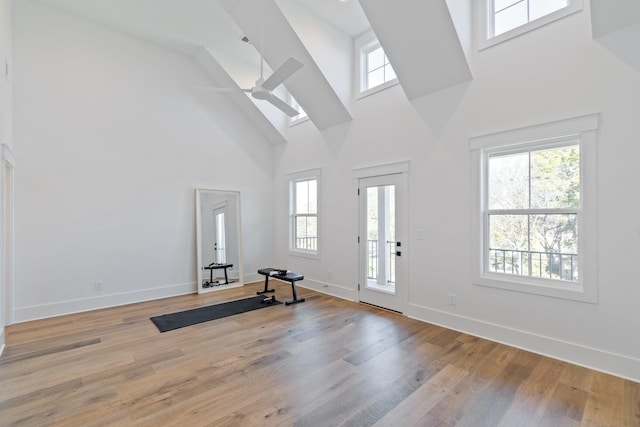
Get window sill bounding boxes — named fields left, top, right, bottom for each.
left=473, top=273, right=596, bottom=303
left=356, top=79, right=400, bottom=101
left=288, top=248, right=320, bottom=260
left=290, top=116, right=310, bottom=127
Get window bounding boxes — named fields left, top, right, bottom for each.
left=359, top=39, right=397, bottom=97
left=289, top=169, right=320, bottom=257
left=487, top=143, right=580, bottom=281
left=471, top=115, right=598, bottom=302
left=290, top=97, right=308, bottom=125
left=479, top=0, right=582, bottom=49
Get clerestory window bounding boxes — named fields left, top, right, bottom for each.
left=358, top=39, right=398, bottom=98
left=480, top=0, right=583, bottom=49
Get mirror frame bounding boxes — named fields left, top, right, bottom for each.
left=195, top=188, right=244, bottom=294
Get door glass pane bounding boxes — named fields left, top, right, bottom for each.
left=215, top=212, right=226, bottom=263
left=366, top=185, right=396, bottom=292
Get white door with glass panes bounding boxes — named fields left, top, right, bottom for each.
left=358, top=173, right=405, bottom=312
left=213, top=206, right=227, bottom=265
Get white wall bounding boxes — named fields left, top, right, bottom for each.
left=12, top=1, right=275, bottom=321
left=274, top=3, right=640, bottom=381
left=0, top=0, right=12, bottom=353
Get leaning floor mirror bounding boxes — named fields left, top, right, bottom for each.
left=196, top=189, right=244, bottom=293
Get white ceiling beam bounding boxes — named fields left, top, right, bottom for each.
left=591, top=0, right=640, bottom=38
left=358, top=0, right=472, bottom=100
left=195, top=48, right=287, bottom=145
left=220, top=0, right=352, bottom=131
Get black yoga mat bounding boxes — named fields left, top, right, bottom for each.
left=150, top=296, right=281, bottom=332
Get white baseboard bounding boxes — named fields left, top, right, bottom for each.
left=0, top=328, right=4, bottom=358
left=297, top=278, right=358, bottom=302
left=405, top=302, right=640, bottom=383
left=13, top=282, right=197, bottom=323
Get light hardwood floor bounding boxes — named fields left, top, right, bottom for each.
left=1, top=281, right=638, bottom=426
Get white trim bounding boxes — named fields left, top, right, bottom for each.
left=2, top=144, right=16, bottom=167
left=296, top=278, right=358, bottom=302
left=2, top=144, right=15, bottom=327
left=353, top=160, right=410, bottom=179
left=353, top=161, right=410, bottom=314
left=405, top=302, right=640, bottom=383
left=478, top=0, right=584, bottom=50
left=356, top=79, right=400, bottom=101
left=470, top=113, right=598, bottom=150
left=13, top=282, right=197, bottom=323
left=470, top=115, right=598, bottom=302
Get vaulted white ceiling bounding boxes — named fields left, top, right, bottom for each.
left=591, top=0, right=640, bottom=72
left=33, top=0, right=472, bottom=142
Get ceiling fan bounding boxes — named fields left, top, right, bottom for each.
left=203, top=0, right=303, bottom=117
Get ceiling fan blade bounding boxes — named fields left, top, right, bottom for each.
left=262, top=57, right=303, bottom=91
left=266, top=94, right=300, bottom=117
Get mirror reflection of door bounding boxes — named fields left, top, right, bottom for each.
left=359, top=173, right=403, bottom=312
left=213, top=207, right=226, bottom=264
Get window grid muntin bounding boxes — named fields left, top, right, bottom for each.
left=488, top=0, right=571, bottom=38
left=484, top=139, right=581, bottom=283
left=362, top=42, right=396, bottom=92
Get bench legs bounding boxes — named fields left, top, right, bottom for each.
left=256, top=275, right=275, bottom=295
left=285, top=280, right=305, bottom=305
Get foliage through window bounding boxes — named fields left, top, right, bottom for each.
left=486, top=142, right=580, bottom=282
left=291, top=177, right=318, bottom=253
left=361, top=41, right=397, bottom=92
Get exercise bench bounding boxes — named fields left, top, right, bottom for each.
left=203, top=262, right=233, bottom=288
left=257, top=268, right=306, bottom=305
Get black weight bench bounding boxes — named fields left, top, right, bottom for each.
left=257, top=268, right=305, bottom=305
left=203, top=262, right=233, bottom=287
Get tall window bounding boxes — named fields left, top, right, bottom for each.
left=289, top=170, right=320, bottom=256
left=480, top=0, right=582, bottom=49
left=487, top=143, right=580, bottom=282
left=471, top=115, right=598, bottom=302
left=361, top=40, right=397, bottom=93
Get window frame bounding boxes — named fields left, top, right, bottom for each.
left=478, top=0, right=583, bottom=50
left=470, top=114, right=598, bottom=302
left=289, top=97, right=309, bottom=127
left=288, top=168, right=321, bottom=259
left=355, top=36, right=399, bottom=100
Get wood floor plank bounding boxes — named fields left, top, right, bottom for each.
left=1, top=281, right=638, bottom=426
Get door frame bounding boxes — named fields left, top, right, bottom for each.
left=353, top=161, right=409, bottom=313
left=2, top=144, right=16, bottom=327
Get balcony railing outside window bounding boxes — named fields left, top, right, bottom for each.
left=295, top=236, right=317, bottom=251
left=367, top=240, right=395, bottom=284
left=489, top=248, right=578, bottom=281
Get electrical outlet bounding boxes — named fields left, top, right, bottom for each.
left=416, top=229, right=424, bottom=240
left=448, top=293, right=457, bottom=306
left=94, top=281, right=103, bottom=291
